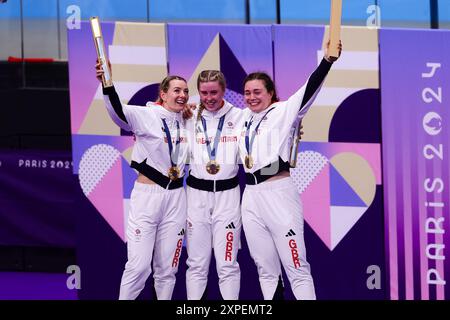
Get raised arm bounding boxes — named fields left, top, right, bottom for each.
left=102, top=86, right=132, bottom=131
left=299, top=41, right=342, bottom=116
left=95, top=60, right=132, bottom=131
left=297, top=58, right=333, bottom=116
left=285, top=41, right=342, bottom=122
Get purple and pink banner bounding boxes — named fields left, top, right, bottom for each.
left=0, top=150, right=76, bottom=247
left=67, top=21, right=450, bottom=300
left=274, top=25, right=384, bottom=299
left=380, top=28, right=450, bottom=300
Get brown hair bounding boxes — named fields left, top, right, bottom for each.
left=196, top=70, right=227, bottom=122
left=157, top=75, right=187, bottom=104
left=243, top=72, right=279, bottom=104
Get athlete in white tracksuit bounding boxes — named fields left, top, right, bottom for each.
left=185, top=70, right=244, bottom=300
left=239, top=44, right=341, bottom=300
left=97, top=66, right=190, bottom=299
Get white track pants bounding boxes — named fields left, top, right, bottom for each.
left=119, top=181, right=186, bottom=300
left=242, top=177, right=316, bottom=300
left=185, top=185, right=241, bottom=300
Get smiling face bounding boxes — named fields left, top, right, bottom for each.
left=160, top=79, right=189, bottom=113
left=244, top=79, right=274, bottom=113
left=198, top=81, right=225, bottom=112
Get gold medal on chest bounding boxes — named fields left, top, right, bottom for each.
left=206, top=160, right=220, bottom=175
left=244, top=155, right=254, bottom=169
left=168, top=166, right=180, bottom=181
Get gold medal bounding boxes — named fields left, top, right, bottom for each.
left=244, top=155, right=254, bottom=169
left=206, top=160, right=220, bottom=175
left=168, top=166, right=180, bottom=181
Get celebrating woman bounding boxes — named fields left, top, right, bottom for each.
left=96, top=61, right=190, bottom=300
left=185, top=70, right=243, bottom=300
left=239, top=42, right=342, bottom=300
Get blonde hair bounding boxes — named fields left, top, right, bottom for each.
left=156, top=75, right=187, bottom=104
left=196, top=70, right=226, bottom=122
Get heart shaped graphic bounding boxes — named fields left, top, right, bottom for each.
left=291, top=151, right=375, bottom=250
left=79, top=144, right=125, bottom=241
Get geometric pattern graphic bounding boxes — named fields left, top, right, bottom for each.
left=183, top=32, right=248, bottom=108
left=68, top=22, right=167, bottom=242
left=72, top=135, right=135, bottom=242
left=329, top=164, right=366, bottom=207
left=328, top=89, right=381, bottom=143
left=291, top=144, right=380, bottom=251
left=70, top=23, right=273, bottom=243
left=78, top=143, right=125, bottom=241
left=224, top=89, right=245, bottom=109
left=292, top=151, right=328, bottom=194
left=68, top=22, right=387, bottom=299
left=79, top=144, right=121, bottom=196
left=318, top=26, right=379, bottom=143
left=330, top=152, right=376, bottom=207
left=75, top=22, right=168, bottom=136
left=275, top=25, right=382, bottom=253
left=274, top=26, right=379, bottom=143
left=168, top=24, right=273, bottom=108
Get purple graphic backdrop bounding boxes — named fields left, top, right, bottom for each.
left=68, top=23, right=386, bottom=300
left=168, top=23, right=273, bottom=79
left=67, top=22, right=450, bottom=301
left=274, top=25, right=385, bottom=299
left=168, top=23, right=274, bottom=300
left=67, top=21, right=115, bottom=134
left=380, top=28, right=450, bottom=300
left=273, top=25, right=324, bottom=100
left=0, top=150, right=77, bottom=247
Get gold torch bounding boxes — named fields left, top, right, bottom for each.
left=90, top=16, right=113, bottom=88
left=289, top=0, right=342, bottom=168
left=328, top=0, right=342, bottom=59
left=289, top=120, right=302, bottom=168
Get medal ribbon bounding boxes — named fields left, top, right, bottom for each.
left=245, top=107, right=275, bottom=157
left=161, top=118, right=181, bottom=168
left=201, top=114, right=225, bottom=162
